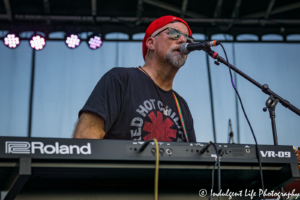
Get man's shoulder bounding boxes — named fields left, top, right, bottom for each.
left=173, top=90, right=188, bottom=106
left=107, top=67, right=138, bottom=78
left=105, top=67, right=143, bottom=86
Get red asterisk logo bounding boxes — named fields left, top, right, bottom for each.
left=143, top=111, right=177, bottom=141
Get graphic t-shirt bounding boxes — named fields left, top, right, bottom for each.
left=79, top=67, right=196, bottom=142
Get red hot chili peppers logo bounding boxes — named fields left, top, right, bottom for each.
left=130, top=99, right=185, bottom=142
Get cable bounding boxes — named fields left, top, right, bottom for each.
left=211, top=160, right=218, bottom=195
left=200, top=141, right=212, bottom=154
left=138, top=139, right=159, bottom=200
left=199, top=141, right=218, bottom=197
left=219, top=43, right=265, bottom=199
left=153, top=138, right=159, bottom=200
left=213, top=143, right=221, bottom=200
left=211, top=142, right=221, bottom=200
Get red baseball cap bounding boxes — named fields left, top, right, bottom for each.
left=142, top=15, right=193, bottom=61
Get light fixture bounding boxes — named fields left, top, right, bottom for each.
left=87, top=34, right=103, bottom=50
left=3, top=33, right=20, bottom=49
left=65, top=34, right=81, bottom=49
left=29, top=34, right=46, bottom=50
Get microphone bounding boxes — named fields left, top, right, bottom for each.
left=228, top=119, right=235, bottom=144
left=180, top=40, right=220, bottom=55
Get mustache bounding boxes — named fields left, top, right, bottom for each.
left=170, top=46, right=181, bottom=52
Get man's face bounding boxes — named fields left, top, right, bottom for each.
left=152, top=22, right=190, bottom=68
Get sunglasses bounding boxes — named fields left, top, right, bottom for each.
left=153, top=27, right=194, bottom=43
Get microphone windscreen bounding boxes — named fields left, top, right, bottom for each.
left=180, top=43, right=190, bottom=55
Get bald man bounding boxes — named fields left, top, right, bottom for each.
left=73, top=15, right=196, bottom=142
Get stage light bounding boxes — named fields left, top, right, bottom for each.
left=65, top=34, right=81, bottom=49
left=3, top=33, right=20, bottom=49
left=30, top=34, right=46, bottom=50
left=87, top=34, right=103, bottom=50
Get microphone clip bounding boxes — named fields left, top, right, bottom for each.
left=214, top=61, right=220, bottom=66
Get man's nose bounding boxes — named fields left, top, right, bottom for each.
left=177, top=34, right=186, bottom=43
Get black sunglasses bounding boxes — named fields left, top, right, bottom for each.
left=153, top=27, right=194, bottom=43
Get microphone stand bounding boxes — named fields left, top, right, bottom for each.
left=263, top=95, right=279, bottom=146
left=204, top=47, right=298, bottom=199
left=204, top=47, right=300, bottom=146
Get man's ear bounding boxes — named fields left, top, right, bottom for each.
left=146, top=37, right=155, bottom=50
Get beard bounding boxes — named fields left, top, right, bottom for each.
left=165, top=47, right=187, bottom=68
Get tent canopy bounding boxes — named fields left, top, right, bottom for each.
left=1, top=0, right=300, bottom=41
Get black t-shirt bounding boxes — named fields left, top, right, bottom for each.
left=79, top=67, right=196, bottom=142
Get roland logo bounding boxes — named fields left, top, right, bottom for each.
left=260, top=150, right=291, bottom=158
left=5, top=141, right=91, bottom=155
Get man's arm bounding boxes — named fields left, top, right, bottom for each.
left=73, top=112, right=105, bottom=139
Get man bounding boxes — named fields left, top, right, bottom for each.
left=73, top=15, right=196, bottom=142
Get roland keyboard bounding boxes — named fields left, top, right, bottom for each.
left=0, top=136, right=298, bottom=164
left=0, top=136, right=299, bottom=200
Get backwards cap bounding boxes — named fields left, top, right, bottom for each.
left=142, top=15, right=192, bottom=61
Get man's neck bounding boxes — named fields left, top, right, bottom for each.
left=141, top=60, right=179, bottom=91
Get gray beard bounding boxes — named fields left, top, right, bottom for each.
left=165, top=49, right=187, bottom=68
